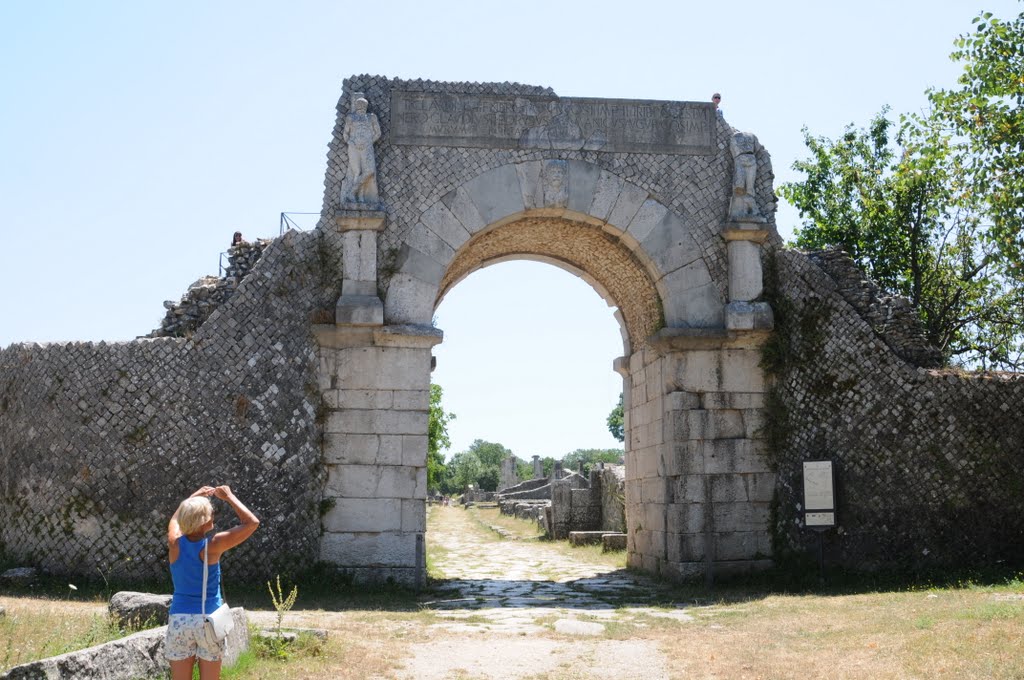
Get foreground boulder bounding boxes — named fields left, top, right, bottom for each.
left=0, top=608, right=248, bottom=679
left=108, top=591, right=172, bottom=627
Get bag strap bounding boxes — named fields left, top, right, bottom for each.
left=201, top=537, right=208, bottom=617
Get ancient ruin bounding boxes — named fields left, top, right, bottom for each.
left=1, top=76, right=1022, bottom=586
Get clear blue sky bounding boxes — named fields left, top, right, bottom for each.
left=2, top=1, right=1018, bottom=459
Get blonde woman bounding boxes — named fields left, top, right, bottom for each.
left=166, top=485, right=259, bottom=680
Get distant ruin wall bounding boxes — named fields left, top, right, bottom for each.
left=0, top=230, right=343, bottom=582
left=769, top=249, right=1024, bottom=571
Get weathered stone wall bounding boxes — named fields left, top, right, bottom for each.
left=769, top=249, right=1024, bottom=571
left=0, top=229, right=343, bottom=581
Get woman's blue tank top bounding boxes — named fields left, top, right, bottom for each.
left=169, top=536, right=224, bottom=615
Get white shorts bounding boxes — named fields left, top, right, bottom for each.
left=165, top=614, right=225, bottom=662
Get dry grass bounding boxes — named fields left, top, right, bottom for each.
left=0, top=597, right=122, bottom=671
left=652, top=588, right=1024, bottom=680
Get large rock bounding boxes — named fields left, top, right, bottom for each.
left=0, top=608, right=249, bottom=680
left=0, top=567, right=38, bottom=587
left=108, top=591, right=172, bottom=627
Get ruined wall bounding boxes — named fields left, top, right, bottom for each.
left=0, top=230, right=343, bottom=581
left=768, top=249, right=1024, bottom=571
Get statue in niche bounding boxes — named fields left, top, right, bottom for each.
left=339, top=93, right=382, bottom=206
left=541, top=160, right=568, bottom=208
left=727, top=130, right=766, bottom=223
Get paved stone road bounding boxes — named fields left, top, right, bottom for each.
left=391, top=505, right=686, bottom=679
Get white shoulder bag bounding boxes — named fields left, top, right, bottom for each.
left=202, top=541, right=235, bottom=641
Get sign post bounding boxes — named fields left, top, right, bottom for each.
left=802, top=460, right=837, bottom=581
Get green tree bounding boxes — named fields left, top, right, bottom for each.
left=561, top=448, right=624, bottom=476
left=779, top=21, right=1024, bottom=370
left=928, top=9, right=1024, bottom=278
left=446, top=450, right=482, bottom=493
left=442, top=440, right=514, bottom=493
left=426, top=384, right=455, bottom=494
left=607, top=393, right=625, bottom=442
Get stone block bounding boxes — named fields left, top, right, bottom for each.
left=588, top=170, right=625, bottom=221
left=700, top=392, right=765, bottom=410
left=401, top=434, right=428, bottom=466
left=742, top=408, right=767, bottom=439
left=341, top=279, right=377, bottom=297
left=319, top=531, right=417, bottom=567
left=514, top=161, right=544, bottom=210
left=329, top=389, right=393, bottom=410
left=325, top=409, right=427, bottom=435
left=664, top=560, right=706, bottom=580
left=606, top=181, right=648, bottom=232
left=401, top=499, right=426, bottom=532
left=633, top=447, right=661, bottom=479
left=325, top=464, right=423, bottom=498
left=321, top=498, right=402, bottom=532
left=672, top=473, right=705, bottom=503
left=567, top=160, right=602, bottom=214
left=667, top=533, right=706, bottom=563
left=747, top=472, right=777, bottom=503
left=662, top=280, right=723, bottom=328
left=108, top=591, right=171, bottom=627
left=464, top=165, right=525, bottom=226
left=667, top=503, right=705, bottom=535
left=666, top=441, right=704, bottom=475
left=703, top=439, right=772, bottom=474
left=642, top=503, right=666, bottom=532
left=331, top=347, right=431, bottom=391
left=715, top=530, right=771, bottom=560
left=441, top=185, right=486, bottom=234
left=403, top=225, right=455, bottom=274
left=666, top=391, right=700, bottom=411
left=602, top=533, right=627, bottom=551
left=323, top=433, right=403, bottom=466
left=725, top=301, right=774, bottom=330
left=419, top=201, right=472, bottom=251
left=626, top=199, right=670, bottom=245
left=395, top=244, right=445, bottom=286
left=677, top=409, right=745, bottom=440
left=727, top=239, right=764, bottom=301
left=641, top=478, right=668, bottom=505
left=341, top=229, right=377, bottom=283
left=392, top=389, right=429, bottom=410
left=642, top=215, right=702, bottom=276
left=335, top=295, right=384, bottom=326
left=720, top=350, right=767, bottom=393
left=383, top=272, right=435, bottom=326
left=710, top=474, right=749, bottom=503
left=712, top=502, right=771, bottom=533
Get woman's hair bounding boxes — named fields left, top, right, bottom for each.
left=177, top=497, right=213, bottom=535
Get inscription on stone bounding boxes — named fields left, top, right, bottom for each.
left=390, top=92, right=714, bottom=155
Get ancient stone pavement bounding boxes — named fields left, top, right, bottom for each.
left=391, top=505, right=688, bottom=679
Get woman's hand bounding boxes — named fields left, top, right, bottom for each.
left=190, top=486, right=215, bottom=498
left=213, top=485, right=233, bottom=500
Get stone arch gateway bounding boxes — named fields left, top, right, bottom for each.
left=3, top=76, right=1021, bottom=586
left=314, top=76, right=779, bottom=584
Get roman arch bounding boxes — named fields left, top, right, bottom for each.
left=313, top=77, right=778, bottom=585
